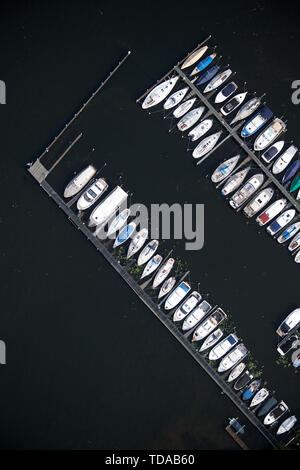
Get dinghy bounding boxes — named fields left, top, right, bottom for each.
left=142, top=77, right=179, bottom=109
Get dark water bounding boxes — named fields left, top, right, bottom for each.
left=0, top=0, right=300, bottom=450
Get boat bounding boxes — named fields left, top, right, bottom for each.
left=215, top=81, right=238, bottom=104
left=254, top=118, right=286, bottom=151
left=177, top=106, right=205, bottom=131
left=76, top=178, right=108, bottom=211
left=196, top=65, right=220, bottom=85
left=242, top=379, right=262, bottom=401
left=277, top=222, right=300, bottom=244
left=266, top=208, right=295, bottom=235
left=126, top=228, right=148, bottom=258
left=140, top=254, right=163, bottom=279
left=152, top=258, right=175, bottom=288
left=218, top=344, right=248, bottom=373
left=243, top=187, right=274, bottom=218
left=192, top=308, right=227, bottom=342
left=88, top=186, right=128, bottom=227
left=182, top=300, right=212, bottom=331
left=257, top=397, right=278, bottom=417
left=229, top=174, right=264, bottom=209
left=173, top=291, right=202, bottom=322
left=241, top=106, right=273, bottom=138
left=292, top=348, right=300, bottom=367
left=142, top=77, right=179, bottom=109
left=158, top=277, right=176, bottom=299
left=288, top=233, right=300, bottom=251
left=163, top=87, right=189, bottom=109
left=221, top=167, right=250, bottom=196
left=272, top=145, right=298, bottom=174
left=264, top=401, right=288, bottom=426
left=250, top=388, right=269, bottom=408
left=211, top=155, right=240, bottom=183
left=188, top=119, right=213, bottom=142
left=261, top=140, right=285, bottom=163
left=277, top=416, right=297, bottom=435
left=190, top=53, right=217, bottom=76
left=107, top=208, right=131, bottom=237
left=208, top=333, right=239, bottom=360
left=233, top=371, right=253, bottom=391
left=230, top=96, right=262, bottom=125
left=203, top=69, right=232, bottom=93
left=295, top=250, right=300, bottom=264
left=290, top=173, right=300, bottom=192
left=227, top=362, right=246, bottom=383
left=173, top=97, right=197, bottom=118
left=199, top=328, right=224, bottom=352
left=256, top=198, right=288, bottom=226
left=137, top=240, right=159, bottom=266
left=113, top=222, right=136, bottom=248
left=192, top=131, right=222, bottom=159
left=64, top=165, right=97, bottom=198
left=282, top=160, right=300, bottom=184
left=181, top=46, right=209, bottom=69
left=277, top=334, right=300, bottom=356
left=220, top=92, right=247, bottom=116
left=276, top=308, right=300, bottom=337
left=164, top=281, right=191, bottom=311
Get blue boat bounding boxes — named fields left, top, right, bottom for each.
left=113, top=222, right=136, bottom=247
left=196, top=65, right=220, bottom=86
left=241, top=106, right=273, bottom=137
left=190, top=53, right=216, bottom=76
left=282, top=159, right=300, bottom=184
left=242, top=378, right=262, bottom=401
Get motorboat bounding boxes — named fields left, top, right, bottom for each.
left=126, top=228, right=148, bottom=258
left=253, top=118, right=286, bottom=151
left=192, top=308, right=227, bottom=342
left=140, top=254, right=162, bottom=279
left=77, top=177, right=108, bottom=211
left=142, top=77, right=179, bottom=109
left=230, top=96, right=262, bottom=125
left=196, top=65, right=220, bottom=85
left=240, top=106, right=273, bottom=137
left=264, top=401, right=288, bottom=426
left=243, top=187, right=274, bottom=218
left=242, top=379, right=262, bottom=401
left=229, top=174, right=264, bottom=209
left=256, top=198, right=287, bottom=226
left=276, top=308, right=300, bottom=337
left=290, top=173, right=300, bottom=193
left=233, top=371, right=253, bottom=391
left=218, top=344, right=248, bottom=373
left=257, top=397, right=278, bottom=417
left=173, top=97, right=197, bottom=118
left=181, top=46, right=209, bottom=69
left=227, top=362, right=246, bottom=383
left=292, top=348, right=300, bottom=367
left=199, top=328, right=224, bottom=352
left=221, top=167, right=250, bottom=196
left=164, top=281, right=191, bottom=310
left=203, top=69, right=232, bottom=93
left=288, top=233, right=300, bottom=251
left=250, top=388, right=269, bottom=408
left=192, top=131, right=222, bottom=159
left=182, top=300, right=212, bottom=331
left=163, top=87, right=189, bottom=109
left=261, top=140, right=284, bottom=163
left=266, top=208, right=295, bottom=235
left=64, top=165, right=97, bottom=198
left=277, top=334, right=300, bottom=356
left=211, top=155, right=240, bottom=183
left=137, top=240, right=159, bottom=266
left=295, top=250, right=300, bottom=264
left=272, top=145, right=298, bottom=174
left=282, top=160, right=300, bottom=184
left=215, top=81, right=238, bottom=104
left=152, top=258, right=175, bottom=288
left=208, top=333, right=238, bottom=360
left=88, top=186, right=128, bottom=227
left=173, top=291, right=202, bottom=322
left=188, top=119, right=213, bottom=142
left=277, top=222, right=300, bottom=244
left=177, top=106, right=205, bottom=131
left=158, top=277, right=176, bottom=299
left=107, top=208, right=131, bottom=237
left=220, top=92, right=247, bottom=116
left=277, top=416, right=297, bottom=435
left=190, top=53, right=217, bottom=76
left=113, top=222, right=136, bottom=248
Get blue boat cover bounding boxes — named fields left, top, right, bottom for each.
left=263, top=146, right=278, bottom=162
left=269, top=220, right=281, bottom=232
left=222, top=82, right=236, bottom=97
left=196, top=65, right=220, bottom=85
left=260, top=106, right=273, bottom=120
left=228, top=335, right=237, bottom=345
left=282, top=160, right=300, bottom=184
left=180, top=282, right=190, bottom=292
left=196, top=54, right=215, bottom=72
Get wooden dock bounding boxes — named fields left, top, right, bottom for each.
left=225, top=425, right=249, bottom=450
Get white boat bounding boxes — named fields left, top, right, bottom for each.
left=113, top=222, right=136, bottom=248
left=266, top=209, right=296, bottom=235
left=163, top=87, right=189, bottom=109
left=64, top=165, right=97, bottom=198
left=177, top=107, right=205, bottom=131
left=261, top=140, right=285, bottom=163
left=158, top=277, right=176, bottom=299
left=164, top=281, right=191, bottom=311
left=192, top=308, right=227, bottom=342
left=230, top=96, right=262, bottom=125
left=203, top=69, right=232, bottom=93
left=288, top=233, right=300, bottom=251
left=277, top=222, right=300, bottom=244
left=221, top=167, right=250, bottom=196
left=229, top=174, right=264, bottom=209
left=76, top=177, right=108, bottom=211
left=88, top=186, right=128, bottom=227
left=107, top=208, right=131, bottom=237
left=199, top=329, right=223, bottom=352
left=126, top=228, right=148, bottom=258
left=211, top=156, right=240, bottom=183
left=152, top=258, right=175, bottom=288
left=276, top=308, right=300, bottom=337
left=188, top=119, right=213, bottom=142
left=208, top=333, right=239, bottom=360
left=173, top=291, right=202, bottom=322
left=192, top=131, right=222, bottom=159
left=181, top=46, right=208, bottom=69
left=253, top=118, right=286, bottom=151
left=243, top=187, right=274, bottom=218
left=173, top=98, right=197, bottom=118
left=227, top=362, right=246, bottom=383
left=264, top=401, right=288, bottom=426
left=137, top=240, right=159, bottom=266
left=272, top=145, right=298, bottom=174
left=294, top=250, right=300, bottom=263
left=140, top=254, right=162, bottom=279
left=277, top=416, right=297, bottom=435
left=190, top=53, right=217, bottom=76
left=182, top=300, right=212, bottom=331
left=215, top=81, right=238, bottom=104
left=249, top=388, right=269, bottom=408
left=217, top=344, right=248, bottom=373
left=142, top=77, right=179, bottom=109
left=220, top=92, right=247, bottom=116
left=256, top=198, right=288, bottom=226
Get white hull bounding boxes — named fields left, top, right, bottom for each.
left=88, top=186, right=128, bottom=227
left=137, top=240, right=159, bottom=266
left=192, top=308, right=227, bottom=342
left=250, top=388, right=269, bottom=408
left=107, top=208, right=131, bottom=237
left=177, top=107, right=205, bottom=131
left=152, top=258, right=175, bottom=288
left=218, top=344, right=248, bottom=373
left=173, top=98, right=196, bottom=118
left=295, top=250, right=300, bottom=263
left=211, top=155, right=240, bottom=183
left=277, top=222, right=300, bottom=244
left=277, top=416, right=297, bottom=435
left=113, top=222, right=136, bottom=248
left=181, top=46, right=208, bottom=69
left=188, top=119, right=213, bottom=141
left=127, top=228, right=148, bottom=258
left=164, top=281, right=191, bottom=311
left=208, top=333, right=238, bottom=361
left=256, top=198, right=287, bottom=226
left=266, top=209, right=296, bottom=235
left=77, top=178, right=108, bottom=211
left=288, top=233, right=300, bottom=251
left=263, top=401, right=288, bottom=426
left=261, top=140, right=285, bottom=163
left=140, top=254, right=162, bottom=279
left=276, top=308, right=300, bottom=337
left=229, top=174, right=264, bottom=209
left=243, top=187, right=274, bottom=218
left=253, top=118, right=286, bottom=151
left=182, top=300, right=212, bottom=331
left=158, top=277, right=176, bottom=299
left=230, top=97, right=261, bottom=125
left=199, top=329, right=223, bottom=352
left=192, top=131, right=222, bottom=159
left=215, top=81, right=238, bottom=104
left=142, top=77, right=179, bottom=109
left=220, top=92, right=247, bottom=116
left=203, top=69, right=232, bottom=93
left=227, top=362, right=246, bottom=383
left=221, top=167, right=250, bottom=196
left=163, top=87, right=189, bottom=109
left=64, top=165, right=97, bottom=198
left=272, top=145, right=298, bottom=174
left=173, top=291, right=202, bottom=322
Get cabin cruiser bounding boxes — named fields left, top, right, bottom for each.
left=233, top=370, right=253, bottom=391
left=190, top=53, right=217, bottom=76
left=192, top=308, right=227, bottom=342
left=208, top=333, right=238, bottom=360
left=256, top=198, right=287, bottom=226
left=282, top=160, right=300, bottom=184
left=88, top=186, right=128, bottom=227
left=215, top=81, right=238, bottom=103
left=229, top=174, right=264, bottom=209
left=220, top=92, right=247, bottom=116
left=253, top=118, right=286, bottom=151
left=196, top=65, right=220, bottom=85
left=218, top=344, right=248, bottom=373
left=203, top=69, right=232, bottom=93
left=241, top=106, right=273, bottom=137
left=182, top=301, right=212, bottom=331
left=292, top=348, right=300, bottom=367
left=243, top=187, right=274, bottom=218
left=211, top=155, right=240, bottom=183
left=113, top=222, right=136, bottom=248
left=164, top=87, right=189, bottom=110
left=227, top=362, right=246, bottom=383
left=273, top=145, right=298, bottom=175
left=288, top=233, right=300, bottom=252
left=242, top=379, right=262, bottom=401
left=77, top=178, right=108, bottom=211
left=164, top=281, right=191, bottom=310
left=181, top=46, right=208, bottom=69
left=263, top=401, right=288, bottom=426
left=250, top=388, right=269, bottom=408
left=188, top=119, right=213, bottom=141
left=266, top=208, right=295, bottom=235
left=107, top=208, right=131, bottom=237
left=158, top=277, right=176, bottom=299
left=295, top=250, right=300, bottom=264
left=142, top=77, right=179, bottom=109
left=277, top=416, right=297, bottom=435
left=177, top=107, right=205, bottom=131
left=64, top=165, right=97, bottom=198
left=137, top=240, right=159, bottom=266
left=277, top=221, right=300, bottom=243
left=221, top=167, right=250, bottom=196
left=276, top=308, right=300, bottom=337
left=261, top=140, right=284, bottom=163
left=126, top=228, right=148, bottom=258
left=141, top=254, right=162, bottom=279
left=173, top=97, right=197, bottom=118
left=192, top=131, right=222, bottom=159
left=277, top=334, right=300, bottom=356
left=230, top=96, right=262, bottom=125
left=152, top=258, right=175, bottom=288
left=199, top=329, right=223, bottom=352
left=257, top=397, right=278, bottom=417
left=173, top=291, right=202, bottom=322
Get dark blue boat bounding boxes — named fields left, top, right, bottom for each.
left=196, top=65, right=220, bottom=86
left=220, top=81, right=237, bottom=98
left=282, top=159, right=300, bottom=184
left=257, top=396, right=278, bottom=417
left=242, top=378, right=262, bottom=401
